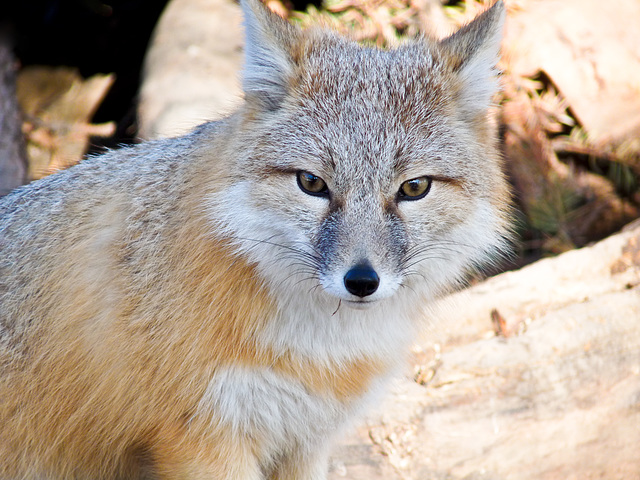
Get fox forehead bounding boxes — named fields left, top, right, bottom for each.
left=293, top=33, right=448, bottom=110
left=261, top=36, right=466, bottom=182
left=238, top=0, right=505, bottom=195
left=258, top=108, right=466, bottom=193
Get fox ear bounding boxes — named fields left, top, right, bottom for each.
left=440, top=0, right=505, bottom=115
left=240, top=0, right=299, bottom=110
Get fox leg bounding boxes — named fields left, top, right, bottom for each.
left=150, top=426, right=261, bottom=480
left=268, top=446, right=330, bottom=480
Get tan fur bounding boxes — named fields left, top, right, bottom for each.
left=0, top=195, right=276, bottom=478
left=0, top=135, right=390, bottom=477
left=270, top=354, right=387, bottom=402
left=0, top=1, right=508, bottom=478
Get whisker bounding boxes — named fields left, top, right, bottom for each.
left=219, top=235, right=327, bottom=294
left=332, top=300, right=342, bottom=316
left=401, top=239, right=473, bottom=276
left=402, top=256, right=450, bottom=273
left=292, top=276, right=318, bottom=289
left=398, top=282, right=418, bottom=295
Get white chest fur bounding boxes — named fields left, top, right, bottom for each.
left=196, top=366, right=351, bottom=459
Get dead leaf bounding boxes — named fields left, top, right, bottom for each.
left=16, top=66, right=115, bottom=180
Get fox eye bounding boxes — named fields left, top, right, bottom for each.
left=398, top=176, right=432, bottom=200
left=297, top=171, right=329, bottom=197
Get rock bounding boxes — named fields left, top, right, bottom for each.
left=329, top=221, right=640, bottom=479
left=137, top=0, right=243, bottom=139
left=503, top=0, right=640, bottom=147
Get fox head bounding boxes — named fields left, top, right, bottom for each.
left=209, top=0, right=510, bottom=313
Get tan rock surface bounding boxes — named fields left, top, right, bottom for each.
left=503, top=0, right=640, bottom=146
left=137, top=0, right=243, bottom=139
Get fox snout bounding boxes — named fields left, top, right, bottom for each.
left=326, top=255, right=401, bottom=306
left=313, top=201, right=408, bottom=305
left=343, top=261, right=380, bottom=298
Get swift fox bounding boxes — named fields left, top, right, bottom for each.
left=0, top=1, right=509, bottom=478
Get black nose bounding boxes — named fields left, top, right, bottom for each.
left=343, top=263, right=380, bottom=298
